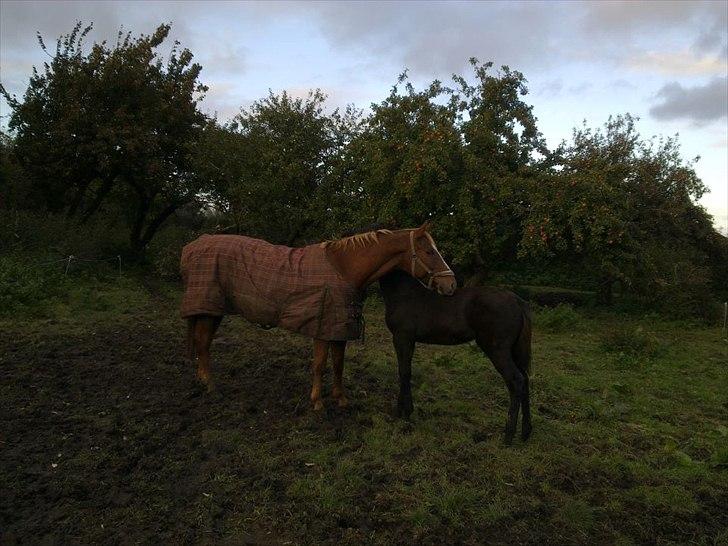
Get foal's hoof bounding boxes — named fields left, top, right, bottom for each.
left=313, top=400, right=324, bottom=411
left=521, top=425, right=533, bottom=442
left=337, top=397, right=349, bottom=408
left=397, top=399, right=414, bottom=419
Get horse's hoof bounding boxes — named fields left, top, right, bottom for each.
left=313, top=400, right=324, bottom=411
left=337, top=397, right=349, bottom=408
left=503, top=433, right=515, bottom=446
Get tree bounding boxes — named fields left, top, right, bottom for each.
left=340, top=61, right=549, bottom=280
left=449, top=59, right=550, bottom=278
left=520, top=114, right=715, bottom=306
left=1, top=22, right=209, bottom=251
left=201, top=90, right=354, bottom=245
left=338, top=75, right=464, bottom=235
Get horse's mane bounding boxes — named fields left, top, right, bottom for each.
left=321, top=228, right=393, bottom=251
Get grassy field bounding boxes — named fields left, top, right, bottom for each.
left=1, top=274, right=727, bottom=545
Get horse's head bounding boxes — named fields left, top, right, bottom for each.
left=406, top=222, right=457, bottom=296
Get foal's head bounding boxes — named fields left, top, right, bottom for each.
left=404, top=223, right=457, bottom=296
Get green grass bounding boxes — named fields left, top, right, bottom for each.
left=2, top=274, right=727, bottom=544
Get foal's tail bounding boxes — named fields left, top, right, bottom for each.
left=513, top=299, right=532, bottom=377
left=186, top=317, right=196, bottom=362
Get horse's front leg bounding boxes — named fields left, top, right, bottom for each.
left=192, top=315, right=222, bottom=392
left=393, top=334, right=415, bottom=418
left=310, top=340, right=329, bottom=411
left=331, top=341, right=348, bottom=407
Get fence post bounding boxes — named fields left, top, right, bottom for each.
left=118, top=255, right=122, bottom=278
left=65, top=255, right=74, bottom=275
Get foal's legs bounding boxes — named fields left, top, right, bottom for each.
left=521, top=374, right=532, bottom=441
left=330, top=341, right=348, bottom=408
left=311, top=340, right=329, bottom=411
left=393, top=334, right=415, bottom=418
left=192, top=315, right=222, bottom=391
left=482, top=344, right=525, bottom=444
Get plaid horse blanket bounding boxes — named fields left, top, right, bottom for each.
left=180, top=234, right=363, bottom=341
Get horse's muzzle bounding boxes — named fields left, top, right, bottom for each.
left=435, top=276, right=457, bottom=296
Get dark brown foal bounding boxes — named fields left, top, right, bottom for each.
left=380, top=270, right=533, bottom=443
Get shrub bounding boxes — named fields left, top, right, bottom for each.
left=600, top=325, right=667, bottom=359
left=536, top=303, right=581, bottom=332
left=146, top=223, right=200, bottom=280
left=0, top=209, right=129, bottom=258
left=511, top=285, right=594, bottom=307
left=0, top=254, right=68, bottom=316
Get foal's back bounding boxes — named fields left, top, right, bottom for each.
left=380, top=270, right=526, bottom=347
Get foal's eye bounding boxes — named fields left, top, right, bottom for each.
left=426, top=250, right=435, bottom=256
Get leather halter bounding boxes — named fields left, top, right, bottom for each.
left=409, top=230, right=455, bottom=290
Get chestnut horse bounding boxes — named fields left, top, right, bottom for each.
left=184, top=224, right=456, bottom=410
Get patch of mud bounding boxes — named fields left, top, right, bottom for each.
left=0, top=317, right=322, bottom=544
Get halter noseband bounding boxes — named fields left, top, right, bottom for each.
left=409, top=230, right=455, bottom=290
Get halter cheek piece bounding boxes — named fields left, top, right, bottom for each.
left=409, top=230, right=456, bottom=290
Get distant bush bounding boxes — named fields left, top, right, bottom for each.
left=536, top=303, right=581, bottom=332
left=600, top=326, right=667, bottom=359
left=0, top=254, right=68, bottom=316
left=146, top=223, right=200, bottom=280
left=510, top=285, right=594, bottom=307
left=0, top=209, right=129, bottom=258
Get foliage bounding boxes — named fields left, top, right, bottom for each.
left=337, top=60, right=550, bottom=277
left=198, top=91, right=360, bottom=245
left=1, top=22, right=209, bottom=251
left=519, top=115, right=716, bottom=305
left=0, top=209, right=129, bottom=258
left=0, top=254, right=68, bottom=316
left=535, top=303, right=582, bottom=332
left=338, top=75, right=464, bottom=237
left=449, top=60, right=550, bottom=276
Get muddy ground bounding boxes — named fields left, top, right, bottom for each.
left=2, top=316, right=345, bottom=544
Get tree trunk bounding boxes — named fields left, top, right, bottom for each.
left=79, top=178, right=115, bottom=224
left=130, top=191, right=151, bottom=254
left=66, top=181, right=90, bottom=218
left=139, top=202, right=181, bottom=248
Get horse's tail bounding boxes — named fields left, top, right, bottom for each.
left=513, top=298, right=532, bottom=377
left=186, top=317, right=196, bottom=362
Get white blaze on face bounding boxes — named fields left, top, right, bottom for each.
left=424, top=232, right=452, bottom=274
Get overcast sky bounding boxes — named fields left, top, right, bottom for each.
left=1, top=0, right=726, bottom=232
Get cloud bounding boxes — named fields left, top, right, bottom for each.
left=298, top=0, right=727, bottom=78
left=536, top=79, right=564, bottom=97
left=649, top=77, right=728, bottom=124
left=609, top=79, right=637, bottom=90
left=303, top=1, right=564, bottom=77
left=626, top=50, right=727, bottom=76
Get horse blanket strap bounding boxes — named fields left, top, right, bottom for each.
left=409, top=230, right=456, bottom=290
left=180, top=234, right=363, bottom=341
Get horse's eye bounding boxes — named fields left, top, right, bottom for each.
left=426, top=250, right=435, bottom=256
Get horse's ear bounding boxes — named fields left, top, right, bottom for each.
left=416, top=220, right=432, bottom=234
